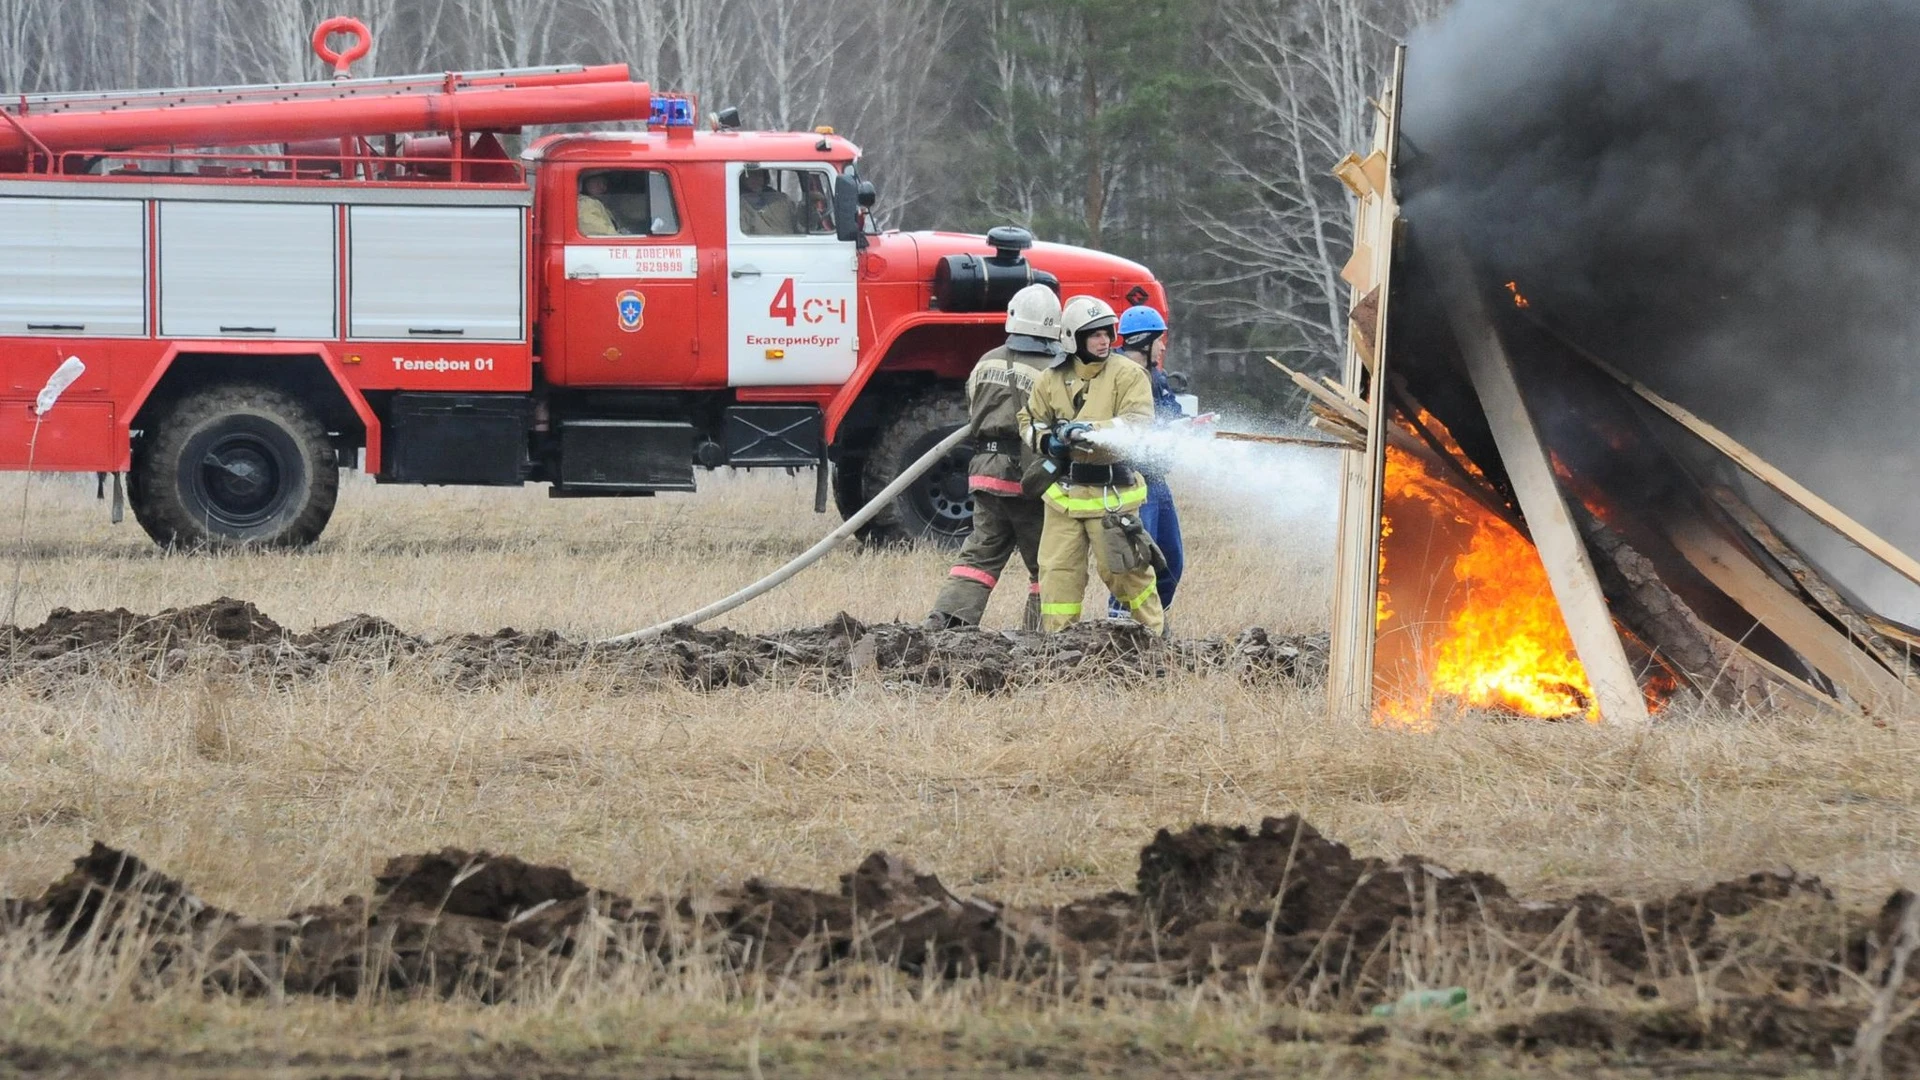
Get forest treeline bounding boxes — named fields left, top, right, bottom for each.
left=0, top=0, right=1439, bottom=407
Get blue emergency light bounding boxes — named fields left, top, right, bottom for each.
left=650, top=97, right=694, bottom=128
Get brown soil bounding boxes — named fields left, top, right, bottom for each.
left=0, top=598, right=1323, bottom=693
left=4, top=817, right=1913, bottom=1068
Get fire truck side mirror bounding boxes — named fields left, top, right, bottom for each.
left=833, top=175, right=865, bottom=247
left=857, top=180, right=877, bottom=209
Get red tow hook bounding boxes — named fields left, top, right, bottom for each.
left=311, top=16, right=373, bottom=80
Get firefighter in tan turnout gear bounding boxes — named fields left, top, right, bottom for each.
left=924, top=285, right=1062, bottom=630
left=1019, top=296, right=1165, bottom=634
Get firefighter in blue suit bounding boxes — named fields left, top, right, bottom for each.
left=1109, top=305, right=1185, bottom=631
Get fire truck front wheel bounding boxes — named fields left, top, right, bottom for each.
left=857, top=393, right=974, bottom=549
left=130, top=384, right=339, bottom=550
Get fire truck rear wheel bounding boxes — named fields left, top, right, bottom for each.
left=857, top=393, right=974, bottom=549
left=130, top=384, right=339, bottom=550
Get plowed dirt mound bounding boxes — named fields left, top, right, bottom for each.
left=4, top=816, right=1911, bottom=1066
left=0, top=598, right=1323, bottom=693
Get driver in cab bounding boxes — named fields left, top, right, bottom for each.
left=579, top=172, right=655, bottom=237
left=739, top=168, right=805, bottom=236
left=577, top=173, right=621, bottom=237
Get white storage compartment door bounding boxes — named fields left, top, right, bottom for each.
left=348, top=206, right=524, bottom=341
left=0, top=197, right=146, bottom=336
left=159, top=201, right=337, bottom=338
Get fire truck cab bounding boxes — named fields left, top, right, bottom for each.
left=0, top=21, right=1165, bottom=550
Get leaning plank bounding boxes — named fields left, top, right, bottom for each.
left=1282, top=373, right=1447, bottom=463
left=1308, top=399, right=1366, bottom=434
left=1538, top=322, right=1920, bottom=592
left=1706, top=486, right=1914, bottom=683
left=1271, top=357, right=1366, bottom=425
left=1435, top=245, right=1650, bottom=725
left=1318, top=375, right=1367, bottom=414
left=1325, top=46, right=1405, bottom=721
left=1307, top=416, right=1367, bottom=449
left=1668, top=520, right=1908, bottom=716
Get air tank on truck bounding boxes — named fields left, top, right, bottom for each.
left=0, top=18, right=1167, bottom=550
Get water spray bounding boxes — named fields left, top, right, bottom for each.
left=1082, top=413, right=1345, bottom=536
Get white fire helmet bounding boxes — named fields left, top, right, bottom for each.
left=1004, top=283, right=1063, bottom=356
left=1058, top=295, right=1119, bottom=364
left=1060, top=295, right=1119, bottom=338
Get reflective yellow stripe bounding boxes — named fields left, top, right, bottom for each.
left=1041, top=481, right=1148, bottom=514
left=1040, top=602, right=1082, bottom=616
left=1124, top=584, right=1156, bottom=610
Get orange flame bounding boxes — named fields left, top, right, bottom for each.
left=1377, top=447, right=1597, bottom=726
left=1506, top=281, right=1531, bottom=309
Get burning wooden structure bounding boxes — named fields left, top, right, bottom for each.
left=1321, top=49, right=1918, bottom=725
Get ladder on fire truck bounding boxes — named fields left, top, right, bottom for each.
left=3, top=64, right=637, bottom=118
left=0, top=17, right=659, bottom=182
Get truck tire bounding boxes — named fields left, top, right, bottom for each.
left=129, top=383, right=338, bottom=550
left=857, top=393, right=975, bottom=549
left=831, top=454, right=869, bottom=522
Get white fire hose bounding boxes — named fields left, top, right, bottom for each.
left=598, top=425, right=973, bottom=646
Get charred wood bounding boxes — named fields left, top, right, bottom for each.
left=1571, top=501, right=1839, bottom=717
left=1708, top=486, right=1916, bottom=685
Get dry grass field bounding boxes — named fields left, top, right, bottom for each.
left=0, top=465, right=1916, bottom=1078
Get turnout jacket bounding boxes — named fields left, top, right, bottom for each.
left=964, top=344, right=1048, bottom=495
left=1018, top=356, right=1155, bottom=517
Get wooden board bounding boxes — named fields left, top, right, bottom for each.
left=1668, top=520, right=1908, bottom=716
left=1435, top=243, right=1650, bottom=725
left=1706, top=486, right=1915, bottom=684
left=1325, top=45, right=1405, bottom=721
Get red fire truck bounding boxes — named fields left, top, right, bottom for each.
left=0, top=19, right=1163, bottom=549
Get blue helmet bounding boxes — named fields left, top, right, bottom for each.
left=1117, top=305, right=1168, bottom=336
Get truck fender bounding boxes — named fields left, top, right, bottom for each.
left=122, top=343, right=382, bottom=473
left=823, top=312, right=986, bottom=443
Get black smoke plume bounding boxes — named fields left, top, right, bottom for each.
left=1398, top=0, right=1920, bottom=617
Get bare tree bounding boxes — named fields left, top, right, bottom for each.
left=456, top=0, right=569, bottom=69
left=0, top=0, right=40, bottom=91
left=831, top=0, right=955, bottom=226
left=580, top=0, right=668, bottom=81
left=661, top=0, right=744, bottom=113
left=738, top=0, right=845, bottom=132
left=228, top=0, right=330, bottom=83
left=1189, top=0, right=1435, bottom=370
left=136, top=0, right=233, bottom=88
